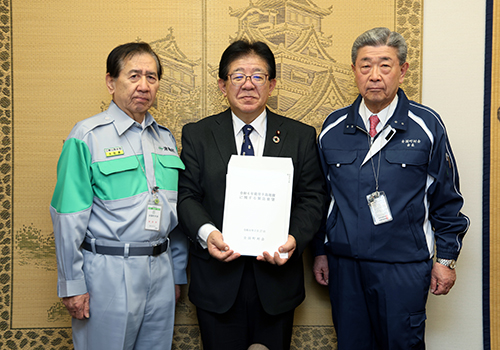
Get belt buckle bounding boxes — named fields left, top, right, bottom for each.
left=152, top=243, right=162, bottom=256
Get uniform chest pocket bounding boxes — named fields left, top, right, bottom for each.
left=384, top=149, right=428, bottom=168
left=93, top=156, right=144, bottom=200
left=323, top=149, right=357, bottom=168
left=322, top=149, right=358, bottom=184
left=154, top=154, right=185, bottom=192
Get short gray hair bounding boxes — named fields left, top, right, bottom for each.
left=351, top=27, right=407, bottom=66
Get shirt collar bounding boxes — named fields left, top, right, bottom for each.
left=359, top=94, right=399, bottom=129
left=232, top=109, right=267, bottom=139
left=108, top=101, right=157, bottom=136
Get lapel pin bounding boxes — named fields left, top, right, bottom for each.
left=273, top=130, right=280, bottom=143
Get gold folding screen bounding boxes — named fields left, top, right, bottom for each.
left=3, top=0, right=422, bottom=348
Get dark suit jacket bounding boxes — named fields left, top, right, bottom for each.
left=178, top=108, right=326, bottom=315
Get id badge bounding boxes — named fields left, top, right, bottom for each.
left=366, top=191, right=393, bottom=225
left=145, top=198, right=162, bottom=231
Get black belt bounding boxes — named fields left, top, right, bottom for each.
left=82, top=239, right=169, bottom=257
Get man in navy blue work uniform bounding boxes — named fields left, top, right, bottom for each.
left=312, top=27, right=470, bottom=349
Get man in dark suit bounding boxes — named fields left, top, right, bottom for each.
left=177, top=40, right=326, bottom=350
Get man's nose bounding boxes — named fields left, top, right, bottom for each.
left=138, top=77, right=151, bottom=91
left=369, top=66, right=381, bottom=81
left=241, top=76, right=255, bottom=89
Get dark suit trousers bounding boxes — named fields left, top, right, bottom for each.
left=196, top=257, right=295, bottom=350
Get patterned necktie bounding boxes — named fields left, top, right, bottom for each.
left=369, top=114, right=380, bottom=138
left=241, top=125, right=254, bottom=156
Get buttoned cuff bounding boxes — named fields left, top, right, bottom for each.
left=57, top=278, right=87, bottom=298
left=197, top=223, right=218, bottom=249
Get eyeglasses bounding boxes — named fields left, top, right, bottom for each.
left=228, top=73, right=268, bottom=87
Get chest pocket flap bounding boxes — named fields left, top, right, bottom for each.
left=156, top=154, right=185, bottom=170
left=97, top=156, right=139, bottom=175
left=385, top=149, right=428, bottom=166
left=323, top=149, right=357, bottom=167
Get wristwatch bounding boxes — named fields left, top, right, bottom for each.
left=436, top=258, right=457, bottom=270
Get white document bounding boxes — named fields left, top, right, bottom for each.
left=222, top=155, right=294, bottom=258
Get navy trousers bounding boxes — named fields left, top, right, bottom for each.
left=327, top=255, right=432, bottom=350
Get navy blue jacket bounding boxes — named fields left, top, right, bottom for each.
left=313, top=89, right=469, bottom=263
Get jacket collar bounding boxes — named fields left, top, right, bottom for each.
left=212, top=109, right=238, bottom=166
left=263, top=109, right=285, bottom=157
left=344, top=88, right=410, bottom=135
left=108, top=101, right=159, bottom=136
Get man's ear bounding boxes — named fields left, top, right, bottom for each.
left=399, top=62, right=409, bottom=84
left=218, top=78, right=227, bottom=96
left=268, top=78, right=277, bottom=96
left=105, top=73, right=115, bottom=95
